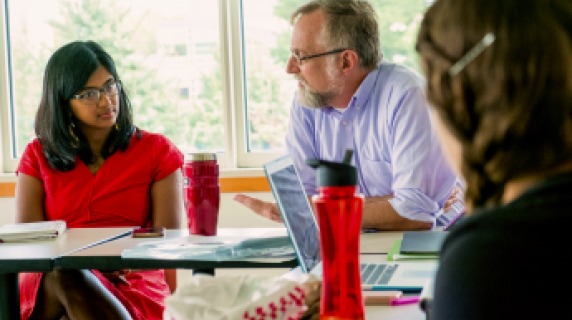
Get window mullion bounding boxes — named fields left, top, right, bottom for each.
left=0, top=0, right=17, bottom=174
left=227, top=0, right=248, bottom=169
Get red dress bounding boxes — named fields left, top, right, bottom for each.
left=16, top=129, right=184, bottom=320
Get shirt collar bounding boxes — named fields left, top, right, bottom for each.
left=319, top=63, right=383, bottom=115
left=351, top=64, right=383, bottom=110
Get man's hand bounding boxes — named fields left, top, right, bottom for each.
left=443, top=185, right=463, bottom=212
left=233, top=194, right=283, bottom=223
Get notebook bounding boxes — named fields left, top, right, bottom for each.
left=264, top=155, right=438, bottom=292
left=400, top=231, right=448, bottom=254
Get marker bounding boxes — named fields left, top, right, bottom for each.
left=389, top=296, right=421, bottom=306
left=363, top=290, right=402, bottom=305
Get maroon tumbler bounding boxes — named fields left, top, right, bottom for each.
left=183, top=153, right=220, bottom=236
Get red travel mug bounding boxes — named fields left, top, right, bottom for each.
left=183, top=153, right=220, bottom=236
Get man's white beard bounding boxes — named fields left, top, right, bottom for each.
left=297, top=84, right=336, bottom=108
left=296, top=67, right=342, bottom=109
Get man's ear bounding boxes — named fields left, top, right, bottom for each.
left=340, top=49, right=360, bottom=74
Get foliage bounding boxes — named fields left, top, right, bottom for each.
left=10, top=0, right=429, bottom=158
left=11, top=29, right=45, bottom=154
left=49, top=0, right=185, bottom=146
left=271, top=0, right=426, bottom=71
left=12, top=0, right=222, bottom=154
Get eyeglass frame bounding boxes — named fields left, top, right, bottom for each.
left=291, top=48, right=348, bottom=66
left=71, top=80, right=122, bottom=103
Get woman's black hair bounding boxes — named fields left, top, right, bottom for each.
left=35, top=40, right=135, bottom=171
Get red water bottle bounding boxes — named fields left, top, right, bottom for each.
left=307, top=150, right=364, bottom=320
left=183, top=153, right=220, bottom=236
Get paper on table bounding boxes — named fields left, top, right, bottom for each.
left=121, top=235, right=295, bottom=262
left=0, top=220, right=67, bottom=243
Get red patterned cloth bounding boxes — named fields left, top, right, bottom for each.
left=164, top=273, right=319, bottom=320
left=17, top=129, right=183, bottom=320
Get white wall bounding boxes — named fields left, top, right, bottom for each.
left=218, top=192, right=279, bottom=228
left=0, top=197, right=15, bottom=226
left=0, top=192, right=281, bottom=229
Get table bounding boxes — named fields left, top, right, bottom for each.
left=57, top=228, right=401, bottom=268
left=0, top=227, right=298, bottom=319
left=0, top=227, right=425, bottom=320
left=0, top=227, right=133, bottom=320
left=64, top=228, right=423, bottom=320
left=360, top=231, right=404, bottom=253
left=360, top=254, right=426, bottom=320
left=57, top=228, right=298, bottom=270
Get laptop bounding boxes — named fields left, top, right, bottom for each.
left=264, top=155, right=438, bottom=292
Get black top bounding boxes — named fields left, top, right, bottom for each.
left=431, top=172, right=572, bottom=320
left=306, top=152, right=357, bottom=187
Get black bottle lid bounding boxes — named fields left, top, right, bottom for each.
left=306, top=149, right=357, bottom=187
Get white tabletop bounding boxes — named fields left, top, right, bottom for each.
left=0, top=227, right=132, bottom=261
left=0, top=227, right=424, bottom=320
left=360, top=231, right=403, bottom=253
left=62, top=227, right=287, bottom=257
left=62, top=227, right=403, bottom=257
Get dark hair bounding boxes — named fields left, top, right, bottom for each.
left=416, top=0, right=572, bottom=209
left=291, top=0, right=382, bottom=70
left=35, top=41, right=135, bottom=171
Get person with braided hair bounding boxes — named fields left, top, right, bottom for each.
left=416, top=0, right=572, bottom=318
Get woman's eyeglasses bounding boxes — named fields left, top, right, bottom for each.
left=72, top=81, right=121, bottom=104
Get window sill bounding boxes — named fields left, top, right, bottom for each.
left=0, top=169, right=270, bottom=198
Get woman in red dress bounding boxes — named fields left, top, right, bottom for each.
left=15, top=41, right=184, bottom=320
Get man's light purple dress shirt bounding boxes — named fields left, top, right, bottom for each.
left=285, top=61, right=458, bottom=222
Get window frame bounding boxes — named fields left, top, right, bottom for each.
left=0, top=0, right=281, bottom=175
left=0, top=0, right=14, bottom=174
left=0, top=0, right=431, bottom=175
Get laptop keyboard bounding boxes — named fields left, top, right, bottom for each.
left=361, top=263, right=398, bottom=285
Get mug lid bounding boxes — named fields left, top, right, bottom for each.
left=186, top=153, right=217, bottom=161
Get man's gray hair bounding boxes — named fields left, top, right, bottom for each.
left=291, top=0, right=382, bottom=69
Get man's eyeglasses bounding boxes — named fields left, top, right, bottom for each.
left=72, top=81, right=121, bottom=103
left=291, top=48, right=347, bottom=66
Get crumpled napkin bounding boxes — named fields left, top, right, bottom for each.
left=164, top=273, right=320, bottom=320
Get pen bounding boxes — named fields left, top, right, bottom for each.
left=389, top=296, right=420, bottom=306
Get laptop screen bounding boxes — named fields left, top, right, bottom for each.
left=264, top=156, right=320, bottom=272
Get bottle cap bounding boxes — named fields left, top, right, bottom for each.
left=186, top=153, right=217, bottom=162
left=306, top=149, right=357, bottom=187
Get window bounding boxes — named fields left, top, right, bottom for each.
left=0, top=0, right=428, bottom=173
